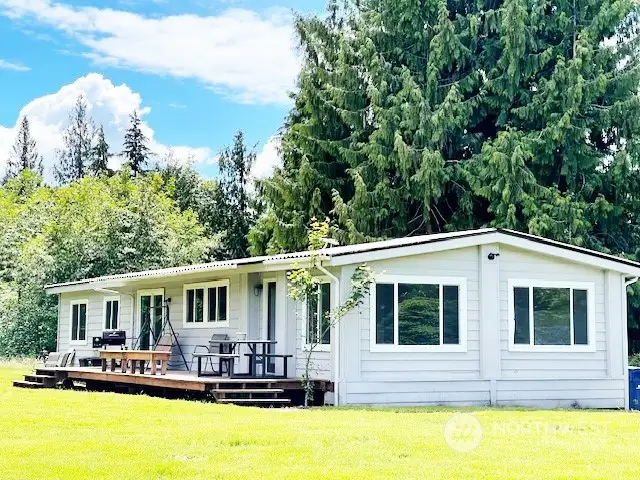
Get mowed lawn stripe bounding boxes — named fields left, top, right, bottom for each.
left=1, top=365, right=638, bottom=480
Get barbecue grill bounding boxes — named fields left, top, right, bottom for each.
left=93, top=330, right=126, bottom=349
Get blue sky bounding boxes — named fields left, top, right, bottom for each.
left=0, top=0, right=326, bottom=180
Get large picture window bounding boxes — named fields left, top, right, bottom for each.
left=184, top=280, right=229, bottom=328
left=371, top=276, right=467, bottom=352
left=70, top=299, right=88, bottom=344
left=508, top=280, right=595, bottom=351
left=306, top=282, right=331, bottom=346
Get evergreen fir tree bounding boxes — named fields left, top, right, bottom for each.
left=252, top=0, right=640, bottom=258
left=4, top=116, right=43, bottom=182
left=122, top=110, right=152, bottom=176
left=89, top=125, right=112, bottom=176
left=216, top=131, right=258, bottom=260
left=53, top=95, right=95, bottom=184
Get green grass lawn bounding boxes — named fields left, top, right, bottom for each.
left=1, top=363, right=639, bottom=480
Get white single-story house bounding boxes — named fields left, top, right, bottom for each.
left=45, top=228, right=640, bottom=409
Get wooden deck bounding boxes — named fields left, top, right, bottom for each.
left=24, top=367, right=332, bottom=406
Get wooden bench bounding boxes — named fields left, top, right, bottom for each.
left=100, top=350, right=126, bottom=373
left=192, top=353, right=239, bottom=378
left=99, top=350, right=171, bottom=375
left=246, top=353, right=293, bottom=378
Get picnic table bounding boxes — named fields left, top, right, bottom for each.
left=99, top=350, right=171, bottom=375
left=210, top=340, right=279, bottom=378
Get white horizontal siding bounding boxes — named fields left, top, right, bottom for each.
left=159, top=276, right=244, bottom=370
left=58, top=291, right=133, bottom=366
left=341, top=247, right=482, bottom=405
left=346, top=380, right=491, bottom=406
left=494, top=246, right=624, bottom=408
left=292, top=294, right=331, bottom=379
left=358, top=247, right=481, bottom=381
left=340, top=244, right=626, bottom=408
left=497, top=379, right=625, bottom=408
left=499, top=246, right=610, bottom=380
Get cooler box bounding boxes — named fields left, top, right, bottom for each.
left=630, top=367, right=640, bottom=411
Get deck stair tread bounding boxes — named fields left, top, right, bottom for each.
left=25, top=374, right=56, bottom=381
left=212, top=388, right=284, bottom=394
left=13, top=380, right=46, bottom=389
left=216, top=398, right=291, bottom=404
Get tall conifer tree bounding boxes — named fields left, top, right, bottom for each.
left=89, top=125, right=112, bottom=176
left=122, top=110, right=152, bottom=176
left=216, top=131, right=257, bottom=260
left=252, top=0, right=640, bottom=257
left=53, top=95, right=95, bottom=184
left=4, top=116, right=43, bottom=182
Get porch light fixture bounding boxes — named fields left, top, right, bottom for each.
left=254, top=284, right=264, bottom=296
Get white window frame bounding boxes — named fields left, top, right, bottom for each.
left=183, top=280, right=230, bottom=328
left=304, top=277, right=332, bottom=352
left=507, top=279, right=596, bottom=353
left=103, top=296, right=120, bottom=331
left=369, top=275, right=468, bottom=353
left=69, top=299, right=89, bottom=345
left=136, top=288, right=165, bottom=348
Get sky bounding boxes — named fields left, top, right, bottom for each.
left=0, top=0, right=326, bottom=181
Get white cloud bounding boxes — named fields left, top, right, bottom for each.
left=0, top=73, right=213, bottom=182
left=0, top=58, right=30, bottom=71
left=252, top=135, right=281, bottom=180
left=0, top=0, right=299, bottom=104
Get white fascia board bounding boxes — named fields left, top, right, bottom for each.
left=328, top=231, right=640, bottom=276
left=498, top=234, right=640, bottom=277
left=45, top=264, right=239, bottom=295
left=263, top=254, right=330, bottom=266
left=45, top=281, right=129, bottom=295
left=327, top=233, right=501, bottom=266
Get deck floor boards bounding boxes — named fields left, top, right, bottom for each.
left=37, top=367, right=331, bottom=394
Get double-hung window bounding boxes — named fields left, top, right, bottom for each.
left=70, top=299, right=88, bottom=344
left=184, top=280, right=229, bottom=327
left=104, top=296, right=120, bottom=330
left=306, top=282, right=331, bottom=346
left=508, top=280, right=595, bottom=351
left=371, top=276, right=467, bottom=352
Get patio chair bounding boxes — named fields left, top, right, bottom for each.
left=148, top=334, right=177, bottom=372
left=155, top=334, right=175, bottom=353
left=43, top=352, right=61, bottom=368
left=189, top=334, right=229, bottom=373
left=44, top=349, right=75, bottom=367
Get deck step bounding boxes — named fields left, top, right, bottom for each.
left=211, top=388, right=284, bottom=394
left=26, top=374, right=56, bottom=379
left=12, top=380, right=46, bottom=389
left=25, top=374, right=57, bottom=384
left=216, top=397, right=291, bottom=404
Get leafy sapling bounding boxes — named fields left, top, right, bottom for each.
left=287, top=218, right=375, bottom=407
